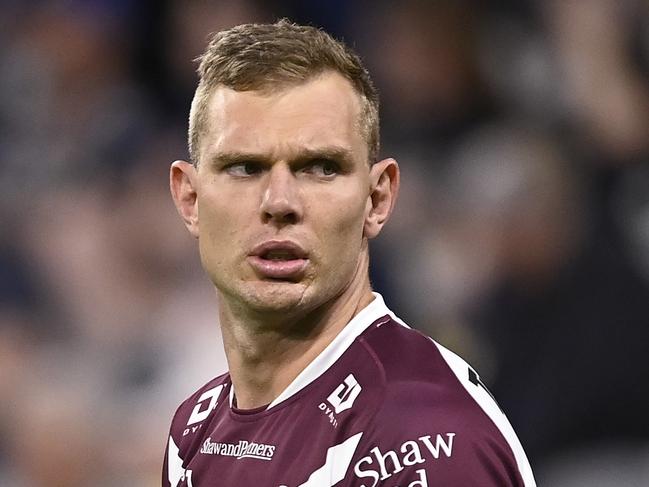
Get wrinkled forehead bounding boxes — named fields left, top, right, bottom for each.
left=200, top=72, right=368, bottom=163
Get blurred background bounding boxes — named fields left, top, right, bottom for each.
left=1, top=0, right=648, bottom=485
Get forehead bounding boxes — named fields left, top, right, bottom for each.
left=201, top=72, right=367, bottom=162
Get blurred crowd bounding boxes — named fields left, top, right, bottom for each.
left=1, top=1, right=648, bottom=485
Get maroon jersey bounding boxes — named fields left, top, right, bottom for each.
left=163, top=294, right=536, bottom=486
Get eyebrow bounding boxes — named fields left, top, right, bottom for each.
left=208, top=146, right=357, bottom=167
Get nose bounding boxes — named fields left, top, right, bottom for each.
left=260, top=163, right=303, bottom=225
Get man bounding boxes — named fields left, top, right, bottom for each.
left=165, top=20, right=536, bottom=487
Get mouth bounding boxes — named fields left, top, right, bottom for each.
left=248, top=241, right=309, bottom=280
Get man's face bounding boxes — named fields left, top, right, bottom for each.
left=181, top=72, right=386, bottom=314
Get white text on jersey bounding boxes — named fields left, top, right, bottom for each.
left=354, top=433, right=456, bottom=487
left=200, top=438, right=276, bottom=461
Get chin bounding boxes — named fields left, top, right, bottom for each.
left=239, top=281, right=313, bottom=313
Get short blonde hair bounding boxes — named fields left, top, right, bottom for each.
left=188, top=19, right=380, bottom=165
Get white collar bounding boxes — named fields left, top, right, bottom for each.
left=267, top=292, right=393, bottom=409
left=228, top=292, right=393, bottom=410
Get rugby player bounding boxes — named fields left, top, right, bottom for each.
left=164, top=20, right=536, bottom=487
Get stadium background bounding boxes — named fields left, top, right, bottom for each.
left=1, top=1, right=648, bottom=485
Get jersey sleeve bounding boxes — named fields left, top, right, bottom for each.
left=161, top=376, right=229, bottom=487
left=349, top=326, right=536, bottom=487
left=162, top=403, right=187, bottom=487
left=431, top=341, right=536, bottom=486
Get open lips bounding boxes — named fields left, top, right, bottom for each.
left=248, top=241, right=308, bottom=279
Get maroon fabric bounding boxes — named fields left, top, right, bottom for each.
left=163, top=316, right=528, bottom=486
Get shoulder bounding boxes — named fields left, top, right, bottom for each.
left=359, top=318, right=507, bottom=425
left=354, top=318, right=535, bottom=486
left=358, top=317, right=477, bottom=405
left=168, top=372, right=230, bottom=439
left=164, top=373, right=231, bottom=487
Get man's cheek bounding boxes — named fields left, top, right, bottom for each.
left=328, top=203, right=364, bottom=232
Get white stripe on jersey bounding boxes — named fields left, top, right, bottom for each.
left=434, top=341, right=537, bottom=487
left=386, top=304, right=536, bottom=486
left=167, top=436, right=185, bottom=487
left=295, top=432, right=363, bottom=487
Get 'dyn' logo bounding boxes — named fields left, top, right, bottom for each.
left=328, top=373, right=362, bottom=413
left=319, top=373, right=362, bottom=428
left=183, top=385, right=224, bottom=436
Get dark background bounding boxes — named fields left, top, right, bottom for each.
left=1, top=1, right=648, bottom=485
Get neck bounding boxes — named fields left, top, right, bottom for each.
left=218, top=255, right=374, bottom=410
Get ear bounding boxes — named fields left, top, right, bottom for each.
left=364, top=158, right=400, bottom=239
left=170, top=160, right=200, bottom=238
